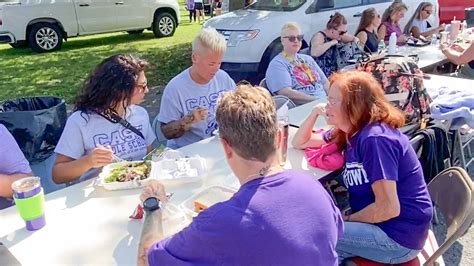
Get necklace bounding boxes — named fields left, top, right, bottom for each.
left=281, top=51, right=316, bottom=84
left=240, top=164, right=283, bottom=185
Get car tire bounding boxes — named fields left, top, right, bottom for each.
left=259, top=40, right=283, bottom=75
left=152, top=12, right=176, bottom=38
left=127, top=29, right=145, bottom=34
left=10, top=41, right=28, bottom=49
left=28, top=22, right=63, bottom=53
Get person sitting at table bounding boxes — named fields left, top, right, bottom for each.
left=356, top=8, right=382, bottom=53
left=292, top=71, right=433, bottom=264
left=52, top=54, right=156, bottom=184
left=266, top=22, right=328, bottom=106
left=0, top=123, right=33, bottom=209
left=378, top=1, right=409, bottom=45
left=137, top=84, right=343, bottom=265
left=441, top=41, right=474, bottom=79
left=403, top=2, right=444, bottom=39
left=157, top=27, right=235, bottom=149
left=310, top=12, right=361, bottom=77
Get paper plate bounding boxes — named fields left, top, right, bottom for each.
left=180, top=185, right=237, bottom=217
left=96, top=161, right=154, bottom=190
left=150, top=156, right=207, bottom=185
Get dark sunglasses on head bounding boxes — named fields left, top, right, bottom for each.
left=283, top=35, right=304, bottom=42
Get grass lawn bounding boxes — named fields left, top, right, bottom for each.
left=0, top=2, right=202, bottom=103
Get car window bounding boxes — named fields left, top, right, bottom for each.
left=364, top=0, right=391, bottom=4
left=334, top=0, right=362, bottom=9
left=246, top=0, right=307, bottom=11
left=306, top=0, right=362, bottom=14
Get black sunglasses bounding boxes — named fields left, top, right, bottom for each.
left=283, top=35, right=304, bottom=42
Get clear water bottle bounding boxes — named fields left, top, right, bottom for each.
left=388, top=32, right=397, bottom=54
left=377, top=40, right=385, bottom=53
left=431, top=34, right=438, bottom=46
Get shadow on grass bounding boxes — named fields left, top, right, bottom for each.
left=0, top=42, right=192, bottom=103
left=0, top=20, right=198, bottom=57
left=1, top=31, right=168, bottom=56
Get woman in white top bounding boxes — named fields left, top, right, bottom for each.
left=404, top=2, right=444, bottom=39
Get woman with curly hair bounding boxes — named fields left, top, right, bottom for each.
left=52, top=54, right=156, bottom=184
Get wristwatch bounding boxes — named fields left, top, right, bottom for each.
left=143, top=197, right=160, bottom=212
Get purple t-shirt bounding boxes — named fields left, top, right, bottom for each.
left=0, top=124, right=32, bottom=209
left=382, top=21, right=403, bottom=42
left=148, top=169, right=343, bottom=265
left=342, top=122, right=433, bottom=250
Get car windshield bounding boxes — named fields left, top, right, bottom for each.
left=246, top=0, right=307, bottom=12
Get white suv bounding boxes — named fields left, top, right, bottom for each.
left=204, top=0, right=439, bottom=81
left=0, top=0, right=180, bottom=52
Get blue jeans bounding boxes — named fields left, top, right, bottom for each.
left=337, top=222, right=420, bottom=264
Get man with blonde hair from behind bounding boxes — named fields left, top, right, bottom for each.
left=138, top=85, right=343, bottom=265
left=157, top=27, right=236, bottom=148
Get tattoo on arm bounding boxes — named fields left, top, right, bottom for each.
left=161, top=114, right=195, bottom=140
left=137, top=211, right=164, bottom=266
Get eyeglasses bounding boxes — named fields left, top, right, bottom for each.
left=136, top=80, right=148, bottom=91
left=327, top=97, right=341, bottom=106
left=282, top=35, right=304, bottom=42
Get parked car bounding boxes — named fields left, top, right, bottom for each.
left=438, top=0, right=474, bottom=24
left=204, top=0, right=439, bottom=82
left=0, top=0, right=180, bottom=52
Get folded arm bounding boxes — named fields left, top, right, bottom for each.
left=277, top=87, right=316, bottom=106
left=346, top=179, right=400, bottom=223
left=292, top=104, right=327, bottom=149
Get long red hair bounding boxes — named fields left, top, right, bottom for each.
left=328, top=71, right=405, bottom=149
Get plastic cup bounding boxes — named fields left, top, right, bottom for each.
left=278, top=117, right=289, bottom=167
left=11, top=176, right=46, bottom=231
left=440, top=31, right=449, bottom=44
left=450, top=20, right=461, bottom=40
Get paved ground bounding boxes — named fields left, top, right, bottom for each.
left=142, top=86, right=163, bottom=122
left=142, top=85, right=474, bottom=266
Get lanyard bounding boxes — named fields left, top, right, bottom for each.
left=282, top=51, right=316, bottom=84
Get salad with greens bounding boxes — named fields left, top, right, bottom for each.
left=104, top=161, right=151, bottom=183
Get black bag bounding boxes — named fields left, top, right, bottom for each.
left=0, top=96, right=67, bottom=163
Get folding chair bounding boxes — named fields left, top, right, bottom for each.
left=347, top=167, right=474, bottom=266
left=424, top=167, right=474, bottom=265
left=258, top=78, right=268, bottom=89
left=409, top=134, right=425, bottom=159
left=272, top=95, right=296, bottom=110
left=151, top=115, right=168, bottom=145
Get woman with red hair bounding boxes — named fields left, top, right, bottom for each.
left=292, top=71, right=433, bottom=264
